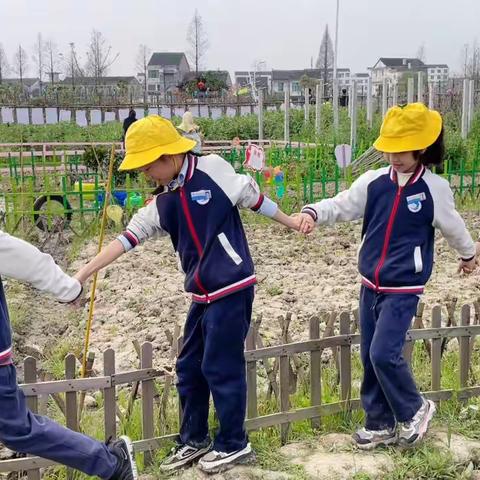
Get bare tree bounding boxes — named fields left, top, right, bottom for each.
left=136, top=44, right=151, bottom=101
left=315, top=25, right=334, bottom=95
left=12, top=44, right=29, bottom=85
left=187, top=9, right=209, bottom=74
left=62, top=42, right=84, bottom=90
left=85, top=29, right=119, bottom=86
left=45, top=39, right=60, bottom=85
left=0, top=43, right=10, bottom=84
left=416, top=43, right=427, bottom=63
left=32, top=33, right=46, bottom=93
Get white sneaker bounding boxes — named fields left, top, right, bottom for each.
left=198, top=443, right=256, bottom=474
left=352, top=426, right=397, bottom=450
left=160, top=442, right=211, bottom=471
left=398, top=398, right=436, bottom=447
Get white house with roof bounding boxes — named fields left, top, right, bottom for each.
left=271, top=68, right=351, bottom=98
left=370, top=57, right=449, bottom=87
left=147, top=52, right=190, bottom=100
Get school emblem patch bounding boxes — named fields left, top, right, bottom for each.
left=406, top=192, right=426, bottom=213
left=191, top=190, right=212, bottom=205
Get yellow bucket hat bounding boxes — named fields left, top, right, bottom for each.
left=374, top=103, right=442, bottom=153
left=119, top=115, right=196, bottom=171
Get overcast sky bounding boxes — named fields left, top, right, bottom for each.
left=1, top=0, right=479, bottom=78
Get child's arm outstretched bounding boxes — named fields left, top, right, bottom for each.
left=0, top=229, right=81, bottom=302
left=75, top=199, right=166, bottom=284
left=296, top=170, right=378, bottom=234
left=428, top=178, right=476, bottom=274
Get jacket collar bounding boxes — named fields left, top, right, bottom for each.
left=389, top=164, right=425, bottom=186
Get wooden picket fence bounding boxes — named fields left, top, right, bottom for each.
left=1, top=300, right=480, bottom=478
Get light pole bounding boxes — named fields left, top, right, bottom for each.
left=333, top=0, right=340, bottom=131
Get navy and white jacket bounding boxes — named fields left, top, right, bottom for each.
left=117, top=154, right=278, bottom=303
left=302, top=165, right=476, bottom=295
left=0, top=230, right=82, bottom=366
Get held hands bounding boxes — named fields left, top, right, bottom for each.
left=291, top=213, right=315, bottom=235
left=458, top=256, right=476, bottom=275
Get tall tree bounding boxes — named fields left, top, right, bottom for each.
left=32, top=33, right=46, bottom=92
left=187, top=9, right=209, bottom=74
left=85, top=29, right=119, bottom=86
left=0, top=43, right=10, bottom=84
left=45, top=39, right=60, bottom=85
left=13, top=44, right=29, bottom=85
left=135, top=44, right=151, bottom=101
left=315, top=25, right=334, bottom=92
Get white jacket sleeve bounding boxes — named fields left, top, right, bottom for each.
left=0, top=230, right=81, bottom=302
left=116, top=197, right=167, bottom=252
left=301, top=169, right=381, bottom=225
left=196, top=154, right=278, bottom=218
left=426, top=174, right=476, bottom=260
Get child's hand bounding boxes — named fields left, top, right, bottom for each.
left=294, top=213, right=315, bottom=235
left=458, top=257, right=476, bottom=275
left=476, top=242, right=480, bottom=265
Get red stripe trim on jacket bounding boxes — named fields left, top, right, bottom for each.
left=251, top=194, right=264, bottom=212
left=361, top=277, right=424, bottom=294
left=192, top=276, right=257, bottom=303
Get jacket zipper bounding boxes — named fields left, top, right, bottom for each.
left=373, top=186, right=403, bottom=290
left=179, top=187, right=210, bottom=300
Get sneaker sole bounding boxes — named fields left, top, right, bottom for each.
left=160, top=445, right=211, bottom=472
left=119, top=435, right=139, bottom=480
left=356, top=435, right=397, bottom=451
left=198, top=447, right=256, bottom=474
left=399, top=400, right=436, bottom=448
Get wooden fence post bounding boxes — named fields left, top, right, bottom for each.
left=284, top=89, right=290, bottom=143
left=304, top=87, right=310, bottom=124
left=339, top=313, right=352, bottom=403
left=103, top=349, right=116, bottom=441
left=315, top=83, right=322, bottom=136
left=141, top=342, right=154, bottom=466
left=258, top=88, right=264, bottom=142
left=309, top=316, right=322, bottom=429
left=459, top=305, right=471, bottom=389
left=279, top=354, right=290, bottom=445
left=366, top=77, right=373, bottom=128
left=431, top=306, right=442, bottom=391
left=24, top=357, right=41, bottom=480
left=404, top=302, right=426, bottom=366
left=246, top=324, right=258, bottom=419
left=65, top=354, right=77, bottom=480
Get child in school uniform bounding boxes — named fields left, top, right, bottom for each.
left=0, top=230, right=137, bottom=479
left=296, top=103, right=477, bottom=449
left=75, top=115, right=300, bottom=473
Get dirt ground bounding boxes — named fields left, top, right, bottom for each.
left=7, top=212, right=480, bottom=373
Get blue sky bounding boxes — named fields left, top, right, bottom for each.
left=1, top=0, right=479, bottom=77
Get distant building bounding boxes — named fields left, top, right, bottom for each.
left=370, top=57, right=449, bottom=86
left=425, top=64, right=449, bottom=84
left=350, top=73, right=370, bottom=95
left=1, top=78, right=40, bottom=96
left=271, top=68, right=351, bottom=98
left=147, top=52, right=190, bottom=100
left=234, top=71, right=272, bottom=94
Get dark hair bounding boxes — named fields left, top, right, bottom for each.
left=413, top=127, right=445, bottom=167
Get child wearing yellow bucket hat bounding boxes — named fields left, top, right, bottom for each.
left=75, top=115, right=300, bottom=473
left=295, top=103, right=476, bottom=450
left=177, top=111, right=202, bottom=155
